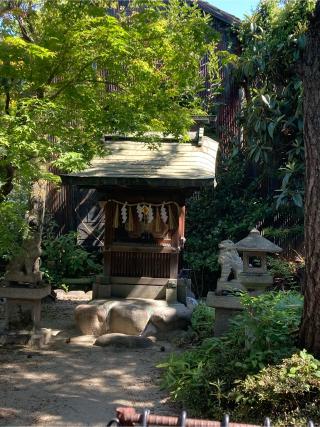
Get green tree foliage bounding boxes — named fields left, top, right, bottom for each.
left=184, top=157, right=276, bottom=281
left=41, top=230, right=102, bottom=285
left=184, top=0, right=308, bottom=290
left=0, top=0, right=222, bottom=257
left=0, top=198, right=29, bottom=259
left=236, top=0, right=316, bottom=207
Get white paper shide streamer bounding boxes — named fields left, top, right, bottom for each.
left=137, top=204, right=143, bottom=222
left=147, top=204, right=153, bottom=224
left=121, top=202, right=128, bottom=224
left=160, top=203, right=168, bottom=224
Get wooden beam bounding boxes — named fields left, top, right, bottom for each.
left=110, top=276, right=169, bottom=286
left=105, top=244, right=179, bottom=254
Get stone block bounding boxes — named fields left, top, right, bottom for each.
left=206, top=293, right=243, bottom=337
left=69, top=335, right=96, bottom=347
left=177, top=278, right=192, bottom=305
left=28, top=328, right=52, bottom=349
left=206, top=292, right=242, bottom=310
left=4, top=271, right=43, bottom=284
left=0, top=332, right=31, bottom=346
left=166, top=286, right=177, bottom=304
left=214, top=307, right=242, bottom=337
left=92, top=283, right=111, bottom=299
left=74, top=304, right=107, bottom=336
left=66, top=291, right=88, bottom=300
left=150, top=304, right=192, bottom=333
left=238, top=272, right=273, bottom=294
left=75, top=298, right=193, bottom=339
left=94, top=333, right=153, bottom=349
left=93, top=275, right=111, bottom=299
left=6, top=300, right=33, bottom=330
left=0, top=284, right=51, bottom=300
left=108, top=303, right=150, bottom=335
left=216, top=278, right=245, bottom=292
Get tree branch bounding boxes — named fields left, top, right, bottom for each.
left=5, top=90, right=10, bottom=115
left=17, top=16, right=34, bottom=43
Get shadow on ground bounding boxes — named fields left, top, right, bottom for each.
left=0, top=298, right=177, bottom=426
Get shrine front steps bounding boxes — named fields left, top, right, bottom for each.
left=93, top=276, right=192, bottom=305
left=74, top=298, right=192, bottom=339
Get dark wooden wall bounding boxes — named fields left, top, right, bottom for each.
left=46, top=184, right=105, bottom=250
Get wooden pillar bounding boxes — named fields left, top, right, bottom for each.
left=169, top=205, right=185, bottom=279
left=179, top=206, right=186, bottom=244
left=104, top=201, right=114, bottom=277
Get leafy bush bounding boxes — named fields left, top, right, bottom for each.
left=191, top=303, right=215, bottom=340
left=184, top=158, right=276, bottom=295
left=267, top=256, right=299, bottom=289
left=158, top=334, right=243, bottom=417
left=233, top=350, right=320, bottom=425
left=231, top=292, right=302, bottom=371
left=185, top=159, right=271, bottom=275
left=42, top=231, right=102, bottom=285
left=0, top=200, right=29, bottom=260
left=159, top=291, right=303, bottom=419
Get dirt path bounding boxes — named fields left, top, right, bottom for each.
left=0, top=294, right=177, bottom=426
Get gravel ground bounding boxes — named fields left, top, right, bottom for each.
left=0, top=292, right=177, bottom=426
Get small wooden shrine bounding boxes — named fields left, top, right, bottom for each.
left=62, top=129, right=218, bottom=301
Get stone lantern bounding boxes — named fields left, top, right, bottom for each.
left=235, top=228, right=282, bottom=294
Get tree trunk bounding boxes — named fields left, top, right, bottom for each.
left=0, top=163, right=15, bottom=202
left=299, top=0, right=320, bottom=355
left=4, top=180, right=47, bottom=285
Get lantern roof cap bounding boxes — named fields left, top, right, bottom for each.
left=235, top=228, right=283, bottom=253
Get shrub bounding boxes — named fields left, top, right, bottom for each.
left=0, top=199, right=29, bottom=260
left=185, top=159, right=274, bottom=279
left=230, top=291, right=303, bottom=371
left=183, top=155, right=303, bottom=297
left=233, top=350, right=320, bottom=425
left=191, top=303, right=215, bottom=340
left=267, top=256, right=300, bottom=289
left=42, top=231, right=102, bottom=285
left=159, top=291, right=303, bottom=419
left=158, top=337, right=239, bottom=417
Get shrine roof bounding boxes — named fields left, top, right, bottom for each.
left=61, top=133, right=219, bottom=190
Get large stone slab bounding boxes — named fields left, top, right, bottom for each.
left=206, top=292, right=242, bottom=309
left=74, top=304, right=107, bottom=336
left=0, top=284, right=51, bottom=300
left=74, top=298, right=192, bottom=338
left=69, top=335, right=96, bottom=347
left=108, top=303, right=151, bottom=335
left=0, top=328, right=52, bottom=348
left=149, top=304, right=191, bottom=332
left=94, top=333, right=153, bottom=348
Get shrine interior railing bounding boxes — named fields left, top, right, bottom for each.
left=105, top=244, right=179, bottom=279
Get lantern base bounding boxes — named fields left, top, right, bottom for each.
left=206, top=293, right=243, bottom=337
left=238, top=272, right=273, bottom=294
